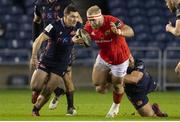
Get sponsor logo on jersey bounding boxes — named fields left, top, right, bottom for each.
left=95, top=39, right=112, bottom=43
left=105, top=30, right=111, bottom=36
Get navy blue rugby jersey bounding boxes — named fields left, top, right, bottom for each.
left=41, top=18, right=82, bottom=66
left=34, top=0, right=73, bottom=26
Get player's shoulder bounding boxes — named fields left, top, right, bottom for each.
left=104, top=15, right=119, bottom=21
left=104, top=15, right=124, bottom=24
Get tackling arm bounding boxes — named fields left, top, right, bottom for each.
left=32, top=33, right=49, bottom=58
left=124, top=70, right=143, bottom=84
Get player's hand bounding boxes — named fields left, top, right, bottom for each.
left=72, top=34, right=85, bottom=45
left=110, top=22, right=122, bottom=35
left=166, top=21, right=172, bottom=32
left=175, top=62, right=180, bottom=76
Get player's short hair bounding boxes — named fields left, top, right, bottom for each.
left=64, top=5, right=78, bottom=15
left=87, top=5, right=101, bottom=16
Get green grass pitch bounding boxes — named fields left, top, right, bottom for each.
left=0, top=89, right=180, bottom=121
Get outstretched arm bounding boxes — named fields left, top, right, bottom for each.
left=124, top=71, right=143, bottom=84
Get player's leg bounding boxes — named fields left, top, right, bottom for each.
left=130, top=97, right=168, bottom=117
left=49, top=86, right=65, bottom=110
left=106, top=60, right=129, bottom=118
left=30, top=68, right=49, bottom=104
left=175, top=62, right=180, bottom=75
left=92, top=62, right=110, bottom=93
left=129, top=94, right=155, bottom=117
left=32, top=72, right=64, bottom=116
left=63, top=66, right=77, bottom=116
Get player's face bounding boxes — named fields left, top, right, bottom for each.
left=88, top=17, right=103, bottom=29
left=65, top=12, right=79, bottom=27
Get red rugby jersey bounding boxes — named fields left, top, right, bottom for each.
left=84, top=15, right=130, bottom=65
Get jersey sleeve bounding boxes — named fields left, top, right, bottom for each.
left=110, top=16, right=125, bottom=29
left=43, top=22, right=56, bottom=39
left=34, top=1, right=41, bottom=17
left=176, top=3, right=180, bottom=19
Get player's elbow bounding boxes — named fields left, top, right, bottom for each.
left=127, top=27, right=135, bottom=37
left=130, top=28, right=135, bottom=37
left=174, top=29, right=180, bottom=36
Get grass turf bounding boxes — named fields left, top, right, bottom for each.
left=0, top=89, right=180, bottom=121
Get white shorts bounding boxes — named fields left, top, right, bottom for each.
left=94, top=54, right=129, bottom=77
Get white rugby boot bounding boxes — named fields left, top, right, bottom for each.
left=106, top=103, right=120, bottom=118
left=49, top=97, right=59, bottom=110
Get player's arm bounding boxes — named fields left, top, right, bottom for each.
left=166, top=2, right=180, bottom=36
left=124, top=70, right=143, bottom=84
left=110, top=22, right=134, bottom=37
left=32, top=33, right=49, bottom=58
left=166, top=19, right=180, bottom=36
left=30, top=32, right=49, bottom=68
left=32, top=5, right=42, bottom=41
left=72, top=27, right=91, bottom=47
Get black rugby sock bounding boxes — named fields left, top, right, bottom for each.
left=54, top=87, right=65, bottom=98
left=66, top=91, right=74, bottom=109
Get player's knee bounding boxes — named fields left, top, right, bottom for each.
left=95, top=85, right=106, bottom=94
left=30, top=81, right=40, bottom=91
left=66, top=85, right=75, bottom=92
left=41, top=87, right=52, bottom=98
left=113, top=83, right=124, bottom=94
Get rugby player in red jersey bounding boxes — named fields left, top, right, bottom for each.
left=74, top=5, right=134, bottom=117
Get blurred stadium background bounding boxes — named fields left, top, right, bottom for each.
left=0, top=0, right=180, bottom=91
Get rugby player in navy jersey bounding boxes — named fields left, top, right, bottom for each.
left=166, top=0, right=180, bottom=36
left=95, top=56, right=168, bottom=117
left=165, top=0, right=180, bottom=75
left=124, top=57, right=167, bottom=117
left=30, top=5, right=83, bottom=116
left=32, top=0, right=82, bottom=115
